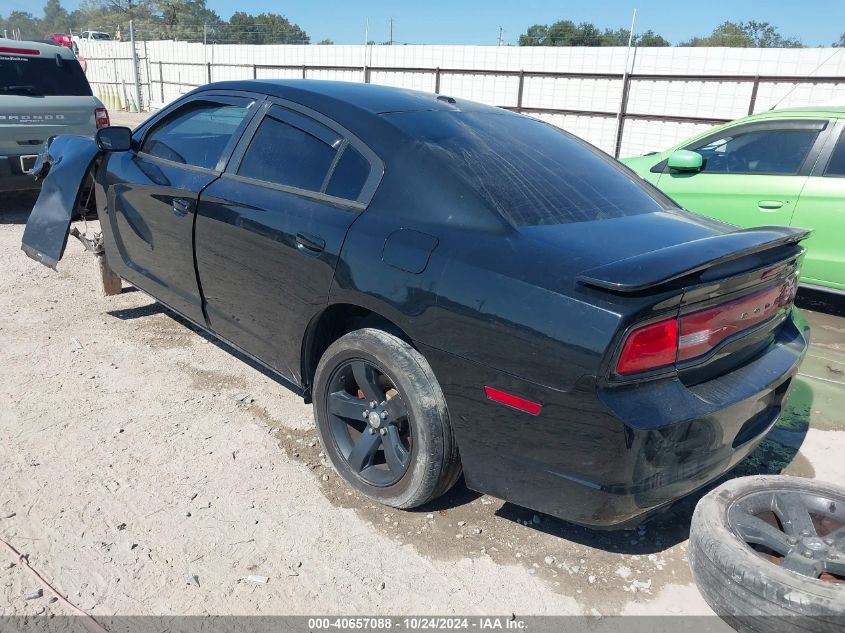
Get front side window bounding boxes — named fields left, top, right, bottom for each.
left=141, top=101, right=250, bottom=170
left=825, top=130, right=845, bottom=177
left=689, top=126, right=821, bottom=175
left=238, top=113, right=340, bottom=193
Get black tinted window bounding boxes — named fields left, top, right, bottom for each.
left=388, top=111, right=666, bottom=226
left=326, top=145, right=370, bottom=200
left=0, top=54, right=91, bottom=96
left=142, top=101, right=249, bottom=169
left=692, top=128, right=819, bottom=175
left=825, top=132, right=845, bottom=176
left=238, top=115, right=337, bottom=192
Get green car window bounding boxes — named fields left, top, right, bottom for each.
left=691, top=128, right=820, bottom=175
left=825, top=131, right=845, bottom=176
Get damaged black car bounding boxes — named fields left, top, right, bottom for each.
left=21, top=80, right=811, bottom=528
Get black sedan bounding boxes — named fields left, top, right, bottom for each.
left=22, top=80, right=810, bottom=528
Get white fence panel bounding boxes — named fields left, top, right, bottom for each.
left=80, top=41, right=845, bottom=157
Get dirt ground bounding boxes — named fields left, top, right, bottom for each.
left=1, top=130, right=844, bottom=620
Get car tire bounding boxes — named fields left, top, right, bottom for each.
left=689, top=475, right=845, bottom=633
left=313, top=328, right=461, bottom=509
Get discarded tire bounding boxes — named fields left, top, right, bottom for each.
left=689, top=475, right=845, bottom=633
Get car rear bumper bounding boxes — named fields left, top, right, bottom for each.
left=419, top=309, right=809, bottom=529
left=0, top=153, right=39, bottom=191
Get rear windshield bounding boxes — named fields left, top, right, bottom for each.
left=0, top=54, right=92, bottom=97
left=388, top=110, right=671, bottom=226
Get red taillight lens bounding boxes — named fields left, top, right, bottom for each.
left=95, top=107, right=110, bottom=128
left=616, top=317, right=678, bottom=375
left=615, top=275, right=797, bottom=376
left=677, top=283, right=788, bottom=362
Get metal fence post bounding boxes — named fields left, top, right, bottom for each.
left=613, top=73, right=631, bottom=158
left=129, top=20, right=143, bottom=112
left=434, top=67, right=441, bottom=94
left=517, top=70, right=525, bottom=110
left=159, top=61, right=164, bottom=103
left=748, top=75, right=761, bottom=115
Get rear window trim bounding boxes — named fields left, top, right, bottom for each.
left=225, top=96, right=384, bottom=206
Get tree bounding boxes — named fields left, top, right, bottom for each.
left=518, top=20, right=669, bottom=47
left=680, top=21, right=802, bottom=47
left=150, top=0, right=220, bottom=41
left=637, top=30, right=671, bottom=47
left=317, top=38, right=333, bottom=45
left=1, top=11, right=41, bottom=39
left=42, top=0, right=71, bottom=33
left=518, top=24, right=548, bottom=46
left=222, top=11, right=309, bottom=44
left=833, top=32, right=845, bottom=47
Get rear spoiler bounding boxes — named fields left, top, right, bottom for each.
left=577, top=226, right=812, bottom=293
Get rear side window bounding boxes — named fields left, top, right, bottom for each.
left=825, top=131, right=845, bottom=176
left=141, top=101, right=250, bottom=170
left=0, top=54, right=91, bottom=96
left=388, top=110, right=667, bottom=226
left=690, top=126, right=821, bottom=175
left=238, top=114, right=338, bottom=193
left=326, top=146, right=370, bottom=200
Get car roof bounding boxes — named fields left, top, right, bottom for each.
left=196, top=79, right=496, bottom=116
left=748, top=105, right=845, bottom=118
left=0, top=37, right=76, bottom=58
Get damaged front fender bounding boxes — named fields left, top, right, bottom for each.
left=21, top=135, right=100, bottom=269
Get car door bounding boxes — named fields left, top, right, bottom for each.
left=654, top=120, right=829, bottom=228
left=194, top=101, right=383, bottom=382
left=790, top=120, right=845, bottom=290
left=100, top=93, right=259, bottom=323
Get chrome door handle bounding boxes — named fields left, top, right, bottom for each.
left=172, top=198, right=193, bottom=217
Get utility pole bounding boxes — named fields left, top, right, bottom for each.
left=388, top=17, right=394, bottom=45
left=498, top=26, right=504, bottom=46
left=203, top=23, right=207, bottom=46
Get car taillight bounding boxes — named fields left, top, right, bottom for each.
left=616, top=318, right=678, bottom=375
left=95, top=107, right=110, bottom=128
left=616, top=276, right=797, bottom=376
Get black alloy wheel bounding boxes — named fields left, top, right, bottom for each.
left=325, top=359, right=413, bottom=487
left=313, top=328, right=462, bottom=509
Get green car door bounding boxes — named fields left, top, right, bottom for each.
left=651, top=119, right=829, bottom=229
left=789, top=122, right=845, bottom=292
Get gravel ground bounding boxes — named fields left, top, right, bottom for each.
left=1, top=156, right=844, bottom=621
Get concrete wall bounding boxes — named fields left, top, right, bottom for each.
left=80, top=41, right=845, bottom=157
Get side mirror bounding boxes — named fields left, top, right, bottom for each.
left=667, top=150, right=703, bottom=172
left=96, top=126, right=132, bottom=152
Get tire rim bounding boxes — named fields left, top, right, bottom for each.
left=727, top=488, right=845, bottom=584
left=325, top=359, right=413, bottom=487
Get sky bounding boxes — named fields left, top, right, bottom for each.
left=1, top=0, right=843, bottom=46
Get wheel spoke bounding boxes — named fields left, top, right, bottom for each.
left=733, top=511, right=792, bottom=555
left=823, top=556, right=845, bottom=578
left=781, top=550, right=822, bottom=578
left=383, top=425, right=410, bottom=477
left=328, top=390, right=366, bottom=421
left=773, top=492, right=817, bottom=537
left=382, top=393, right=408, bottom=423
left=347, top=430, right=381, bottom=473
left=826, top=525, right=845, bottom=549
left=352, top=361, right=384, bottom=404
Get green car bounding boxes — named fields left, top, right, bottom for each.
left=622, top=108, right=845, bottom=293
